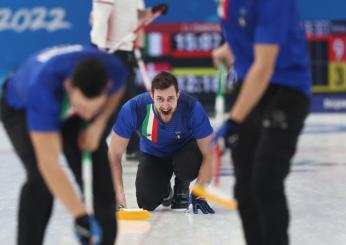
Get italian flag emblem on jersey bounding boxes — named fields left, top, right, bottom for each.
left=216, top=0, right=229, bottom=20
left=141, top=104, right=158, bottom=143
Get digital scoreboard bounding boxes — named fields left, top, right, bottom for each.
left=142, top=21, right=346, bottom=112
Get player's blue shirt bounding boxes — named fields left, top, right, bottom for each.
left=5, top=44, right=127, bottom=131
left=113, top=92, right=213, bottom=157
left=220, top=0, right=311, bottom=95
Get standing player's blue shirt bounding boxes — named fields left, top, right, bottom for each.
left=5, top=44, right=127, bottom=131
left=220, top=0, right=311, bottom=96
left=113, top=92, right=213, bottom=157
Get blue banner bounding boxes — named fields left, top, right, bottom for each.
left=0, top=0, right=344, bottom=76
left=311, top=94, right=346, bottom=112
left=1, top=0, right=346, bottom=113
left=0, top=0, right=91, bottom=76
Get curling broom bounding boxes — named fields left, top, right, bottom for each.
left=82, top=151, right=94, bottom=214
left=83, top=152, right=151, bottom=220
left=191, top=185, right=237, bottom=210
left=116, top=208, right=151, bottom=221
left=213, top=62, right=227, bottom=186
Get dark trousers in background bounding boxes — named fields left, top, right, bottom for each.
left=1, top=96, right=116, bottom=245
left=135, top=140, right=202, bottom=211
left=229, top=83, right=310, bottom=245
left=114, top=50, right=140, bottom=155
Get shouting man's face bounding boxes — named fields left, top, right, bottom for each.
left=151, top=85, right=180, bottom=123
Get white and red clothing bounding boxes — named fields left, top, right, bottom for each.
left=90, top=0, right=145, bottom=51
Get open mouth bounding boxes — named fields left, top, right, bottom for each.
left=160, top=109, right=171, bottom=116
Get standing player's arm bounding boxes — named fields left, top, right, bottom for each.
left=228, top=44, right=279, bottom=123
left=30, top=132, right=87, bottom=218
left=80, top=87, right=125, bottom=151
left=195, top=134, right=214, bottom=185
left=108, top=132, right=130, bottom=208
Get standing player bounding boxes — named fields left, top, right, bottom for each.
left=109, top=71, right=215, bottom=214
left=212, top=0, right=311, bottom=244
left=90, top=0, right=166, bottom=160
left=0, top=44, right=127, bottom=245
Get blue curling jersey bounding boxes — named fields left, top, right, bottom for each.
left=5, top=44, right=127, bottom=131
left=220, top=0, right=311, bottom=95
left=113, top=92, right=213, bottom=157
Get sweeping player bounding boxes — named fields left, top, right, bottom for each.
left=0, top=44, right=127, bottom=245
left=212, top=0, right=311, bottom=244
left=109, top=71, right=215, bottom=214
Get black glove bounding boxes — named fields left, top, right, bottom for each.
left=74, top=214, right=102, bottom=245
left=190, top=193, right=215, bottom=214
left=151, top=3, right=168, bottom=15
left=212, top=118, right=239, bottom=148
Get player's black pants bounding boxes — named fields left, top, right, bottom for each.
left=229, top=83, right=309, bottom=245
left=114, top=50, right=139, bottom=155
left=135, top=140, right=202, bottom=211
left=0, top=96, right=116, bottom=245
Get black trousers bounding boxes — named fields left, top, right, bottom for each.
left=229, top=83, right=310, bottom=245
left=114, top=50, right=139, bottom=154
left=135, top=140, right=202, bottom=211
left=0, top=96, right=116, bottom=245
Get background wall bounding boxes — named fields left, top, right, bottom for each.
left=0, top=0, right=344, bottom=75
left=1, top=1, right=346, bottom=113
left=146, top=0, right=346, bottom=22
left=297, top=0, right=346, bottom=21
left=0, top=0, right=91, bottom=75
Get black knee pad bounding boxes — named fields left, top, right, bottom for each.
left=136, top=192, right=161, bottom=211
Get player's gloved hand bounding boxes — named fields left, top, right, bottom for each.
left=212, top=118, right=239, bottom=148
left=151, top=3, right=168, bottom=15
left=190, top=193, right=215, bottom=214
left=74, top=214, right=102, bottom=245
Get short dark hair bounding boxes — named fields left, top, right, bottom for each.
left=71, top=58, right=108, bottom=98
left=151, top=71, right=178, bottom=93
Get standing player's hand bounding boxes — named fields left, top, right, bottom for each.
left=212, top=118, right=239, bottom=148
left=190, top=193, right=215, bottom=214
left=212, top=43, right=234, bottom=69
left=78, top=120, right=106, bottom=151
left=74, top=214, right=102, bottom=245
left=116, top=193, right=127, bottom=210
left=151, top=3, right=168, bottom=15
